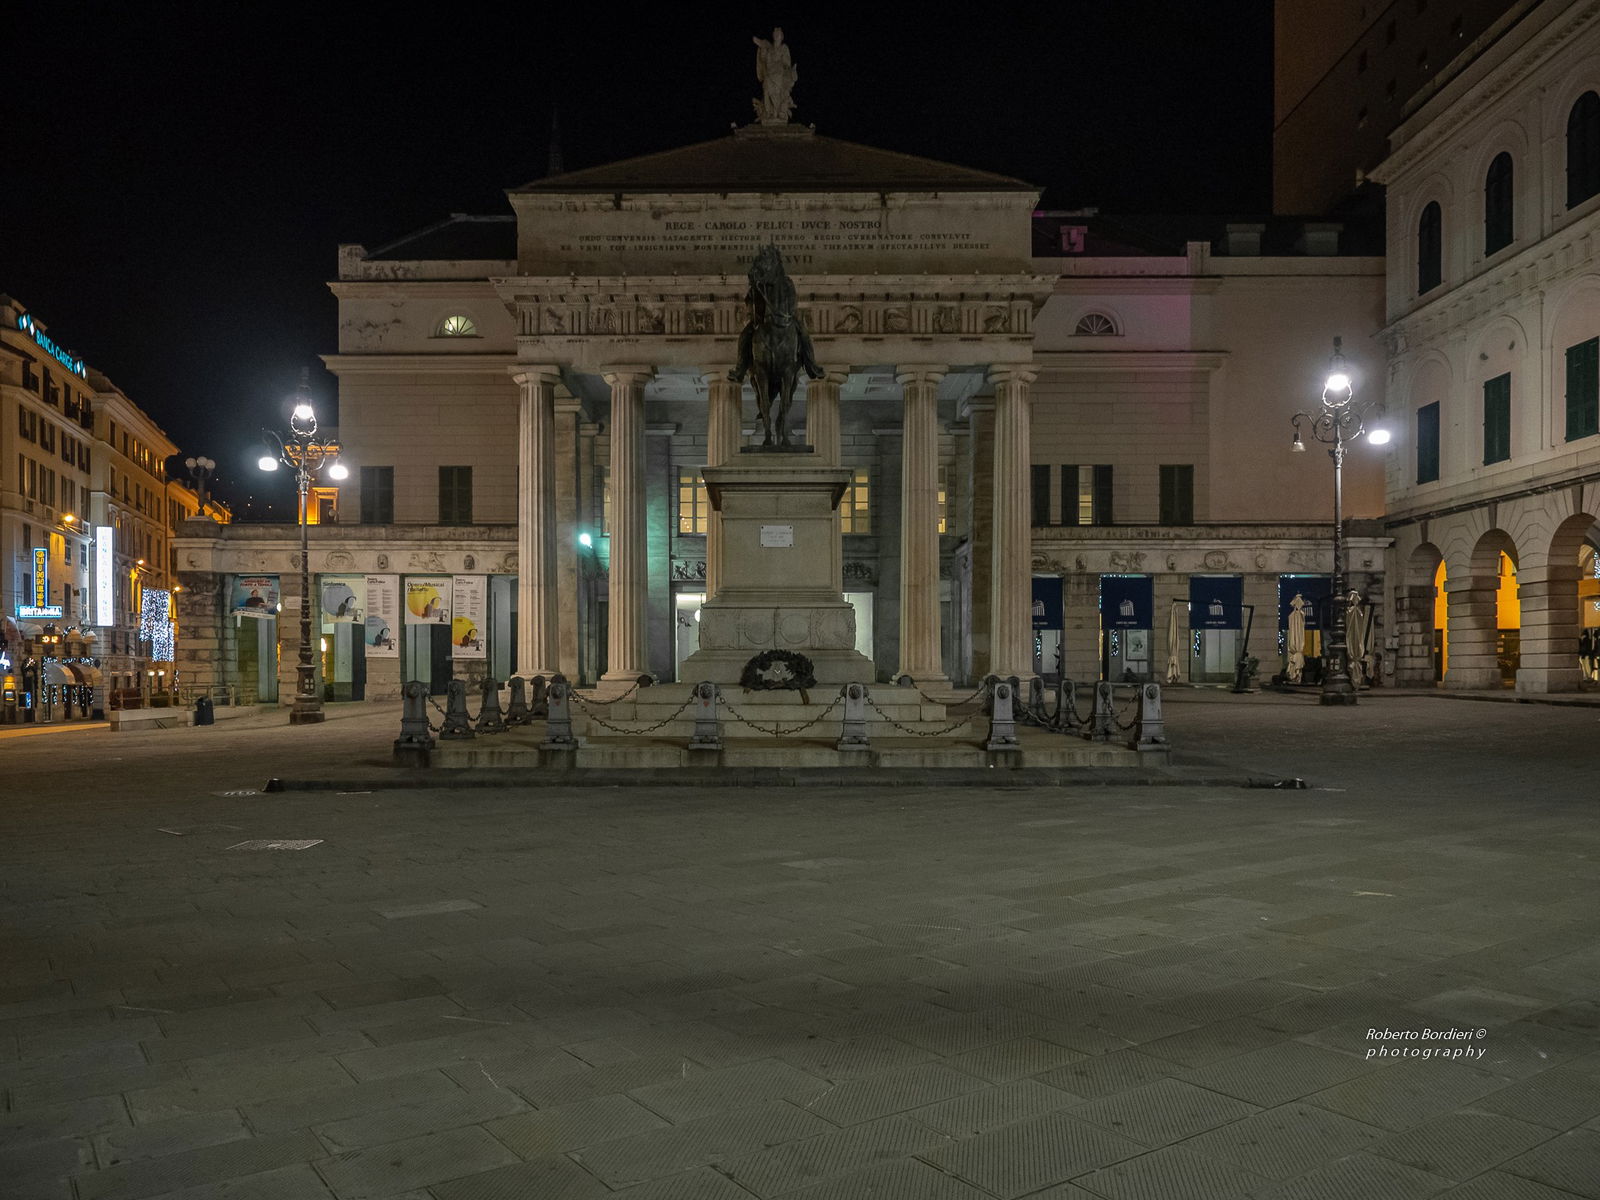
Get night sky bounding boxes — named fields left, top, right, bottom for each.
left=3, top=5, right=1271, bottom=515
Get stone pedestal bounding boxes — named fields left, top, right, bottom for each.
left=682, top=454, right=877, bottom=684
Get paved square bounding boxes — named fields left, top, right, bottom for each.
left=2, top=691, right=1599, bottom=1198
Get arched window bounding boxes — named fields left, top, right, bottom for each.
left=435, top=314, right=478, bottom=337
left=1567, top=91, right=1600, bottom=209
left=1073, top=312, right=1118, bottom=336
left=1417, top=201, right=1443, bottom=294
left=1484, top=152, right=1514, bottom=255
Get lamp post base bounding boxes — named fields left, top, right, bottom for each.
left=289, top=709, right=326, bottom=724
left=1318, top=689, right=1358, bottom=706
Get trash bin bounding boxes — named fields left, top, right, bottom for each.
left=194, top=696, right=215, bottom=726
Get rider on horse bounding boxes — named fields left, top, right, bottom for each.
left=729, top=245, right=825, bottom=385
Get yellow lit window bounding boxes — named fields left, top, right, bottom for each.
left=841, top=468, right=871, bottom=534
left=677, top=471, right=708, bottom=534
left=436, top=314, right=478, bottom=337
left=937, top=465, right=949, bottom=534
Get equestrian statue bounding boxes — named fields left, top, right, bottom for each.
left=730, top=244, right=824, bottom=448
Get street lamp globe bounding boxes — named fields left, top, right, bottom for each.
left=1368, top=428, right=1392, bottom=445
left=328, top=462, right=349, bottom=481
left=258, top=455, right=279, bottom=472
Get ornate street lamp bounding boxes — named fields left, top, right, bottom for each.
left=1291, top=338, right=1389, bottom=706
left=258, top=371, right=347, bottom=725
left=184, top=455, right=217, bottom=513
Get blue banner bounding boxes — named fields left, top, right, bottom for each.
left=1100, top=575, right=1152, bottom=630
left=1278, top=575, right=1331, bottom=631
left=1190, top=575, right=1243, bottom=630
left=1031, top=577, right=1063, bottom=630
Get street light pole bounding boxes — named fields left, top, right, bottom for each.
left=1291, top=337, right=1366, bottom=706
left=259, top=371, right=347, bottom=725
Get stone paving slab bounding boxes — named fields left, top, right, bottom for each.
left=2, top=695, right=1600, bottom=1198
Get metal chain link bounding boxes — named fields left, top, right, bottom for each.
left=578, top=692, right=698, bottom=736
left=572, top=681, right=641, bottom=707
left=864, top=695, right=980, bottom=738
left=721, top=695, right=842, bottom=737
left=1110, top=690, right=1141, bottom=732
left=901, top=678, right=988, bottom=709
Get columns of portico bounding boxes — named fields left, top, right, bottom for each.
left=1442, top=573, right=1500, bottom=689
left=703, top=367, right=741, bottom=600
left=988, top=367, right=1038, bottom=680
left=514, top=367, right=561, bottom=679
left=601, top=368, right=653, bottom=683
left=1514, top=562, right=1582, bottom=693
left=897, top=366, right=947, bottom=684
left=806, top=371, right=847, bottom=465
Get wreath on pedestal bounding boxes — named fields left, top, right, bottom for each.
left=739, top=649, right=817, bottom=693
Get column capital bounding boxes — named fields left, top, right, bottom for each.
left=511, top=366, right=563, bottom=389
left=810, top=369, right=849, bottom=388
left=987, top=365, right=1039, bottom=388
left=700, top=366, right=738, bottom=387
left=601, top=367, right=655, bottom=388
left=895, top=365, right=947, bottom=387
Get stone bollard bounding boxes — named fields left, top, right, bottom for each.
left=541, top=674, right=578, bottom=751
left=1091, top=681, right=1116, bottom=742
left=475, top=677, right=506, bottom=734
left=986, top=679, right=1019, bottom=751
left=1134, top=683, right=1168, bottom=755
left=392, top=680, right=435, bottom=766
left=504, top=677, right=531, bottom=726
left=530, top=675, right=549, bottom=718
left=439, top=679, right=474, bottom=740
left=1026, top=676, right=1048, bottom=725
left=837, top=682, right=870, bottom=752
left=688, top=681, right=721, bottom=752
left=1056, top=677, right=1079, bottom=730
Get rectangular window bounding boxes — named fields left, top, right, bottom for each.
left=1566, top=337, right=1599, bottom=442
left=1091, top=464, right=1113, bottom=525
left=1031, top=464, right=1052, bottom=526
left=1417, top=402, right=1441, bottom=483
left=360, top=465, right=394, bottom=523
left=841, top=467, right=871, bottom=534
left=1059, top=465, right=1112, bottom=525
left=1483, top=373, right=1511, bottom=464
left=677, top=470, right=708, bottom=534
left=937, top=465, right=949, bottom=534
left=22, top=360, right=38, bottom=391
left=1159, top=464, right=1195, bottom=525
left=599, top=466, right=611, bottom=536
left=438, top=465, right=472, bottom=524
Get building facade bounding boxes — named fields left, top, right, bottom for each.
left=1, top=295, right=185, bottom=712
left=1372, top=0, right=1600, bottom=692
left=171, top=122, right=1390, bottom=704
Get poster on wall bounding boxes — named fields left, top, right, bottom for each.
left=451, top=575, right=487, bottom=659
left=320, top=576, right=365, bottom=625
left=364, top=575, right=399, bottom=656
left=231, top=576, right=280, bottom=618
left=404, top=576, right=453, bottom=626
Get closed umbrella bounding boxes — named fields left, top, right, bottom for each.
left=1166, top=601, right=1182, bottom=683
left=1345, top=593, right=1368, bottom=687
left=1287, top=593, right=1307, bottom=684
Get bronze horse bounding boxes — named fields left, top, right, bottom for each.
left=731, top=245, right=822, bottom=448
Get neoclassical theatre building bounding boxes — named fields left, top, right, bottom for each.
left=174, top=105, right=1390, bottom=703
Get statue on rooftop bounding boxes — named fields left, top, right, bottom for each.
left=730, top=244, right=824, bottom=448
left=752, top=28, right=798, bottom=124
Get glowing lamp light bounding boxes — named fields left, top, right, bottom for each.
left=578, top=532, right=594, bottom=548
left=292, top=402, right=315, bottom=422
left=258, top=455, right=280, bottom=472
left=327, top=462, right=349, bottom=481
left=1368, top=428, right=1392, bottom=446
left=1325, top=372, right=1351, bottom=394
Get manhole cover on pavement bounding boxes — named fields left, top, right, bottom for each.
left=228, top=839, right=323, bottom=851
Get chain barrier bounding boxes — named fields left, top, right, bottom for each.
left=575, top=690, right=698, bottom=736
left=573, top=681, right=642, bottom=707
left=721, top=695, right=843, bottom=737
left=421, top=693, right=447, bottom=733
left=863, top=694, right=978, bottom=738
left=1110, top=690, right=1142, bottom=732
left=894, top=674, right=988, bottom=710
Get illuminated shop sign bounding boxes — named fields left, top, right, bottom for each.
left=33, top=547, right=48, bottom=607
left=16, top=313, right=88, bottom=378
left=17, top=605, right=64, bottom=619
left=95, top=527, right=114, bottom=626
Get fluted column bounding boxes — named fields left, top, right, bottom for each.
left=806, top=371, right=847, bottom=465
left=897, top=366, right=947, bottom=684
left=989, top=367, right=1038, bottom=679
left=514, top=368, right=561, bottom=679
left=602, top=368, right=653, bottom=682
left=703, top=367, right=741, bottom=600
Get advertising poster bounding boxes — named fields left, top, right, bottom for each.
left=404, top=576, right=452, bottom=626
left=320, top=575, right=365, bottom=624
left=364, top=575, right=399, bottom=656
left=451, top=575, right=487, bottom=659
left=231, top=575, right=280, bottom=618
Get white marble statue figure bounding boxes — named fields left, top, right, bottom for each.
left=753, top=28, right=797, bottom=124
